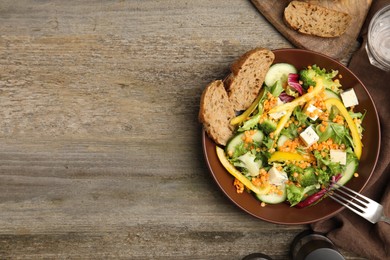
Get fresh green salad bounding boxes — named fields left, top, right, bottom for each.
left=217, top=63, right=365, bottom=207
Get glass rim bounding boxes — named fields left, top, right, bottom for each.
left=367, top=4, right=390, bottom=68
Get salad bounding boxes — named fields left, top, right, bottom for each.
left=216, top=63, right=365, bottom=207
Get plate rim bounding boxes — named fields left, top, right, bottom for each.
left=201, top=48, right=381, bottom=225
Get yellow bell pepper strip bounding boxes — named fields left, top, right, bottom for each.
left=324, top=98, right=363, bottom=159
left=230, top=90, right=264, bottom=125
left=273, top=110, right=293, bottom=138
left=268, top=78, right=324, bottom=114
left=216, top=146, right=270, bottom=195
left=268, top=151, right=308, bottom=163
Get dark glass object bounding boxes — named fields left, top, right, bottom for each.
left=242, top=252, right=273, bottom=260
left=291, top=230, right=345, bottom=260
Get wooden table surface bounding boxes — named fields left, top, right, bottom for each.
left=0, top=1, right=365, bottom=259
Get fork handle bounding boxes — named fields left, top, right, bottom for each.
left=380, top=215, right=390, bottom=224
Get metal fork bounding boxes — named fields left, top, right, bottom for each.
left=326, top=182, right=390, bottom=224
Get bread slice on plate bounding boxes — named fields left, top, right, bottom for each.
left=226, top=48, right=274, bottom=111
left=199, top=80, right=236, bottom=146
left=284, top=1, right=351, bottom=38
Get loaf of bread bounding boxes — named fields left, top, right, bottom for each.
left=284, top=1, right=351, bottom=38
left=198, top=80, right=236, bottom=146
left=226, top=48, right=275, bottom=111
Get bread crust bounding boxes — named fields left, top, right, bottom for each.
left=226, top=48, right=275, bottom=111
left=284, top=1, right=351, bottom=38
left=199, top=48, right=274, bottom=145
left=198, top=80, right=235, bottom=146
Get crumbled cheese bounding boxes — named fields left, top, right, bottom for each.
left=305, top=104, right=323, bottom=121
left=268, top=166, right=288, bottom=186
left=299, top=126, right=319, bottom=147
left=340, top=88, right=359, bottom=108
left=330, top=149, right=347, bottom=165
left=269, top=98, right=286, bottom=120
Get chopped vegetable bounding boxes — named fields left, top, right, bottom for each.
left=325, top=98, right=363, bottom=159
left=299, top=64, right=341, bottom=92
left=273, top=110, right=293, bottom=138
left=268, top=78, right=325, bottom=114
left=295, top=174, right=342, bottom=208
left=268, top=151, right=307, bottom=162
left=287, top=73, right=303, bottom=95
left=279, top=92, right=295, bottom=103
left=236, top=152, right=262, bottom=177
left=231, top=90, right=264, bottom=125
left=215, top=63, right=364, bottom=208
left=287, top=184, right=318, bottom=207
left=216, top=146, right=270, bottom=195
left=264, top=63, right=298, bottom=87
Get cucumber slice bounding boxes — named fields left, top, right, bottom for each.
left=226, top=133, right=245, bottom=156
left=325, top=89, right=341, bottom=100
left=337, top=159, right=358, bottom=186
left=255, top=184, right=287, bottom=204
left=226, top=130, right=264, bottom=157
left=264, top=63, right=298, bottom=87
left=252, top=130, right=264, bottom=143
left=256, top=167, right=288, bottom=204
left=277, top=135, right=289, bottom=148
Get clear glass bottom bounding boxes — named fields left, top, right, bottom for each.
left=366, top=43, right=390, bottom=72
left=366, top=5, right=390, bottom=72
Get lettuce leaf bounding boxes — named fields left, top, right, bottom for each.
left=299, top=64, right=341, bottom=92
left=286, top=184, right=318, bottom=206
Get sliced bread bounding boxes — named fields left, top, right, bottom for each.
left=284, top=1, right=351, bottom=38
left=198, top=80, right=236, bottom=146
left=226, top=48, right=274, bottom=111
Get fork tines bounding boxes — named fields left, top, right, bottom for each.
left=326, top=182, right=370, bottom=215
left=326, top=182, right=390, bottom=224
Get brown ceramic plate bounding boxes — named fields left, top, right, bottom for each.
left=202, top=48, right=381, bottom=225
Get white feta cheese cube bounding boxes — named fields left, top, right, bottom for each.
left=330, top=149, right=347, bottom=165
left=268, top=166, right=288, bottom=186
left=269, top=98, right=286, bottom=120
left=305, top=104, right=323, bottom=121
left=340, top=88, right=359, bottom=108
left=299, top=126, right=319, bottom=147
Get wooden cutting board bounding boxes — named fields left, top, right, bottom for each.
left=251, top=0, right=372, bottom=60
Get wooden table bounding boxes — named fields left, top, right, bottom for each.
left=0, top=1, right=365, bottom=259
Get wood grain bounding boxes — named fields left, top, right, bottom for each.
left=251, top=0, right=372, bottom=60
left=0, top=0, right=365, bottom=259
